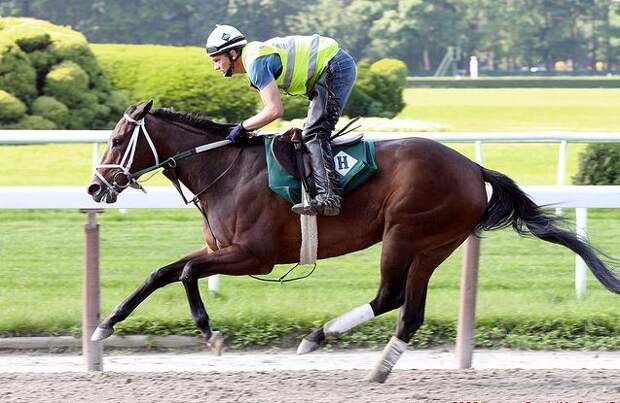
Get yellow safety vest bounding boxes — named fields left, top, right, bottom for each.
left=241, top=34, right=340, bottom=96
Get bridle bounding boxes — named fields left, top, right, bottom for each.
left=94, top=113, right=159, bottom=195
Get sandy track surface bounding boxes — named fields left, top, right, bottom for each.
left=1, top=369, right=619, bottom=402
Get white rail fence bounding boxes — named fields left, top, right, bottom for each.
left=2, top=130, right=620, bottom=187
left=1, top=186, right=619, bottom=371
left=2, top=131, right=620, bottom=371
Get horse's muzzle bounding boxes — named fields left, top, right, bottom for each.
left=87, top=180, right=118, bottom=203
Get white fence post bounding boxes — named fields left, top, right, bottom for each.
left=81, top=208, right=104, bottom=371
left=575, top=207, right=588, bottom=299
left=555, top=140, right=567, bottom=215
left=455, top=140, right=484, bottom=368
left=208, top=275, right=220, bottom=293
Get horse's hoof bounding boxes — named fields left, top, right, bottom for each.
left=91, top=326, right=114, bottom=341
left=296, top=338, right=320, bottom=355
left=366, top=369, right=390, bottom=383
left=207, top=331, right=225, bottom=356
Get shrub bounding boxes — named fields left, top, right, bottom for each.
left=7, top=114, right=56, bottom=129
left=0, top=89, right=27, bottom=123
left=0, top=17, right=128, bottom=129
left=573, top=144, right=620, bottom=185
left=31, top=96, right=69, bottom=128
left=281, top=95, right=309, bottom=120
left=105, top=90, right=129, bottom=116
left=0, top=44, right=37, bottom=103
left=370, top=58, right=408, bottom=85
left=15, top=33, right=51, bottom=53
left=44, top=61, right=89, bottom=107
left=92, top=44, right=258, bottom=123
left=343, top=60, right=405, bottom=118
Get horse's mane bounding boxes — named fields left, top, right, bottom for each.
left=124, top=105, right=233, bottom=135
left=151, top=108, right=235, bottom=134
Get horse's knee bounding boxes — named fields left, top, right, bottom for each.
left=180, top=262, right=198, bottom=284
left=147, top=266, right=180, bottom=287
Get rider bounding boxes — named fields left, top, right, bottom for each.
left=205, top=25, right=357, bottom=216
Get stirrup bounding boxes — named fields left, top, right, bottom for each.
left=292, top=201, right=319, bottom=216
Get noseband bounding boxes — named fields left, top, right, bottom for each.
left=95, top=114, right=159, bottom=195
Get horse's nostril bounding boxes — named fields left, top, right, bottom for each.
left=88, top=183, right=101, bottom=196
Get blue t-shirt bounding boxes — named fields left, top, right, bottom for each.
left=248, top=54, right=283, bottom=91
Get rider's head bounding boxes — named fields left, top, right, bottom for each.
left=206, top=25, right=247, bottom=77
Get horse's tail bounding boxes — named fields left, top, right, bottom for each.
left=476, top=166, right=620, bottom=294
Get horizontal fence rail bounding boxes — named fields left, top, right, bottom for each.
left=2, top=130, right=620, bottom=144
left=2, top=185, right=620, bottom=209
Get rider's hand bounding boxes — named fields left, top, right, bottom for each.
left=226, top=122, right=249, bottom=144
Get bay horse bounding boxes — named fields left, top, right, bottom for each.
left=87, top=101, right=620, bottom=383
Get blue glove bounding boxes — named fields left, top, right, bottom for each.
left=226, top=122, right=249, bottom=144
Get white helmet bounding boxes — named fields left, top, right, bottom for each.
left=205, top=25, right=247, bottom=56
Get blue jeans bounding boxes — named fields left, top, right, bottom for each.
left=325, top=49, right=357, bottom=113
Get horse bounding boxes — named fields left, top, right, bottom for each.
left=87, top=100, right=620, bottom=383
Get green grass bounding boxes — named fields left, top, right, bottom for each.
left=1, top=87, right=619, bottom=348
left=0, top=209, right=619, bottom=348
left=399, top=88, right=620, bottom=132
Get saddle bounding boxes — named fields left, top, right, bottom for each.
left=271, top=127, right=364, bottom=196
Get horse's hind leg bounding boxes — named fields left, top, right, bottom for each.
left=297, top=234, right=411, bottom=354
left=367, top=240, right=463, bottom=383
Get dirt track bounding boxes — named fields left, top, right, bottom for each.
left=1, top=369, right=619, bottom=402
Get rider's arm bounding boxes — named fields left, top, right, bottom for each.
left=242, top=80, right=283, bottom=130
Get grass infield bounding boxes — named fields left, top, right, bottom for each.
left=0, top=88, right=619, bottom=348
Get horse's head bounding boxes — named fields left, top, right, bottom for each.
left=88, top=100, right=159, bottom=203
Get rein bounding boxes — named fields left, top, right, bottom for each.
left=98, top=114, right=317, bottom=283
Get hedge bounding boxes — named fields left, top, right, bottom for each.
left=408, top=76, right=620, bottom=88
left=91, top=44, right=259, bottom=123
left=0, top=90, right=27, bottom=122
left=343, top=59, right=406, bottom=118
left=573, top=144, right=620, bottom=185
left=31, top=96, right=69, bottom=128
left=0, top=17, right=127, bottom=129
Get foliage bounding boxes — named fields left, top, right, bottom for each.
left=0, top=89, right=27, bottom=122
left=2, top=1, right=619, bottom=74
left=0, top=17, right=128, bottom=129
left=573, top=144, right=620, bottom=185
left=281, top=95, right=309, bottom=120
left=6, top=114, right=57, bottom=129
left=44, top=61, right=90, bottom=106
left=343, top=60, right=406, bottom=118
left=92, top=44, right=259, bottom=123
left=370, top=58, right=408, bottom=84
left=31, top=96, right=69, bottom=128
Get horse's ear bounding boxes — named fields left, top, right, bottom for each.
left=135, top=99, right=154, bottom=119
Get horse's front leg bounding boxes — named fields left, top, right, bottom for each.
left=179, top=244, right=272, bottom=353
left=91, top=248, right=207, bottom=341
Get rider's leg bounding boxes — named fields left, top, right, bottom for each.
left=291, top=51, right=357, bottom=216
left=291, top=71, right=342, bottom=216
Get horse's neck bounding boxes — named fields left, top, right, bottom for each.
left=150, top=117, right=234, bottom=196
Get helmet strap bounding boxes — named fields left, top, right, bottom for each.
left=224, top=50, right=239, bottom=77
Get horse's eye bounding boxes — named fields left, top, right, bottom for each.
left=112, top=138, right=122, bottom=147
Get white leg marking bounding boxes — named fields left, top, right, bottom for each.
left=367, top=336, right=408, bottom=383
left=323, top=303, right=375, bottom=337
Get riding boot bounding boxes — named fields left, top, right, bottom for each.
left=292, top=133, right=342, bottom=216
left=291, top=68, right=342, bottom=216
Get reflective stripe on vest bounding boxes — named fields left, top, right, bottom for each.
left=242, top=35, right=340, bottom=96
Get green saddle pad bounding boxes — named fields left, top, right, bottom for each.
left=264, top=137, right=378, bottom=205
